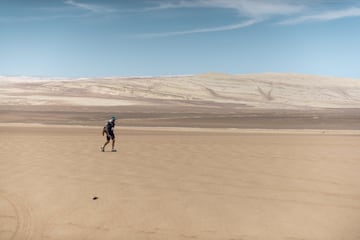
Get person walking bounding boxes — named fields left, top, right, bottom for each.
left=101, top=116, right=117, bottom=152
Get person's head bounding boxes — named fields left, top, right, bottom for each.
left=111, top=116, right=116, bottom=121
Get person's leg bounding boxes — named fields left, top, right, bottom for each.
left=111, top=138, right=116, bottom=151
left=101, top=135, right=110, bottom=151
left=109, top=131, right=116, bottom=152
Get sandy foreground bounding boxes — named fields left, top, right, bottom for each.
left=1, top=125, right=360, bottom=240
left=1, top=73, right=360, bottom=239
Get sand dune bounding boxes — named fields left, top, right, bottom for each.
left=1, top=73, right=360, bottom=108
left=1, top=73, right=360, bottom=239
left=1, top=73, right=360, bottom=128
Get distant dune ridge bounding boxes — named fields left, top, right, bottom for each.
left=1, top=73, right=360, bottom=109
left=1, top=73, right=360, bottom=128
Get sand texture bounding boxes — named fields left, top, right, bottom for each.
left=1, top=73, right=360, bottom=239
left=1, top=126, right=360, bottom=240
left=1, top=73, right=360, bottom=109
left=1, top=73, right=360, bottom=129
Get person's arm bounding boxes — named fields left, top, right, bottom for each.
left=103, top=124, right=110, bottom=136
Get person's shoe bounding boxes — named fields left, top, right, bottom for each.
left=111, top=149, right=117, bottom=152
left=101, top=146, right=105, bottom=152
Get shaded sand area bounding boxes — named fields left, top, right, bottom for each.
left=1, top=125, right=360, bottom=240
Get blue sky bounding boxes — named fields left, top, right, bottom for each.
left=1, top=0, right=360, bottom=78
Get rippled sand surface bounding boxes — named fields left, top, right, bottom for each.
left=1, top=126, right=360, bottom=240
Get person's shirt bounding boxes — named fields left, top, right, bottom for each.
left=106, top=119, right=115, bottom=132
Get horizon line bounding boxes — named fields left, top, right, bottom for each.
left=0, top=72, right=359, bottom=80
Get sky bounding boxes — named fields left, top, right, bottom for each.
left=1, top=0, right=360, bottom=78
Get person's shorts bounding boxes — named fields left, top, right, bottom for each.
left=106, top=131, right=115, bottom=141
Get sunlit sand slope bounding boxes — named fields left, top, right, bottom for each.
left=1, top=73, right=360, bottom=108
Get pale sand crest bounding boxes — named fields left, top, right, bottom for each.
left=1, top=73, right=360, bottom=108
left=1, top=73, right=360, bottom=129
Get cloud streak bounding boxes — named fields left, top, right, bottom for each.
left=139, top=0, right=360, bottom=37
left=136, top=0, right=304, bottom=37
left=279, top=7, right=360, bottom=25
left=149, top=0, right=304, bottom=17
left=138, top=19, right=259, bottom=38
left=0, top=14, right=90, bottom=23
left=64, top=0, right=115, bottom=13
left=197, top=0, right=304, bottom=17
left=5, top=1, right=359, bottom=36
left=148, top=0, right=360, bottom=23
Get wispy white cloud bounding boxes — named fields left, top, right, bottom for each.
left=148, top=0, right=304, bottom=17
left=0, top=13, right=89, bottom=23
left=138, top=19, right=259, bottom=38
left=279, top=7, right=360, bottom=25
left=199, top=0, right=304, bottom=17
left=139, top=0, right=360, bottom=37
left=148, top=0, right=360, bottom=23
left=137, top=0, right=304, bottom=37
left=0, top=1, right=101, bottom=23
left=64, top=0, right=115, bottom=13
left=6, top=0, right=359, bottom=35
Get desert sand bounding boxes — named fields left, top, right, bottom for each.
left=1, top=73, right=360, bottom=239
